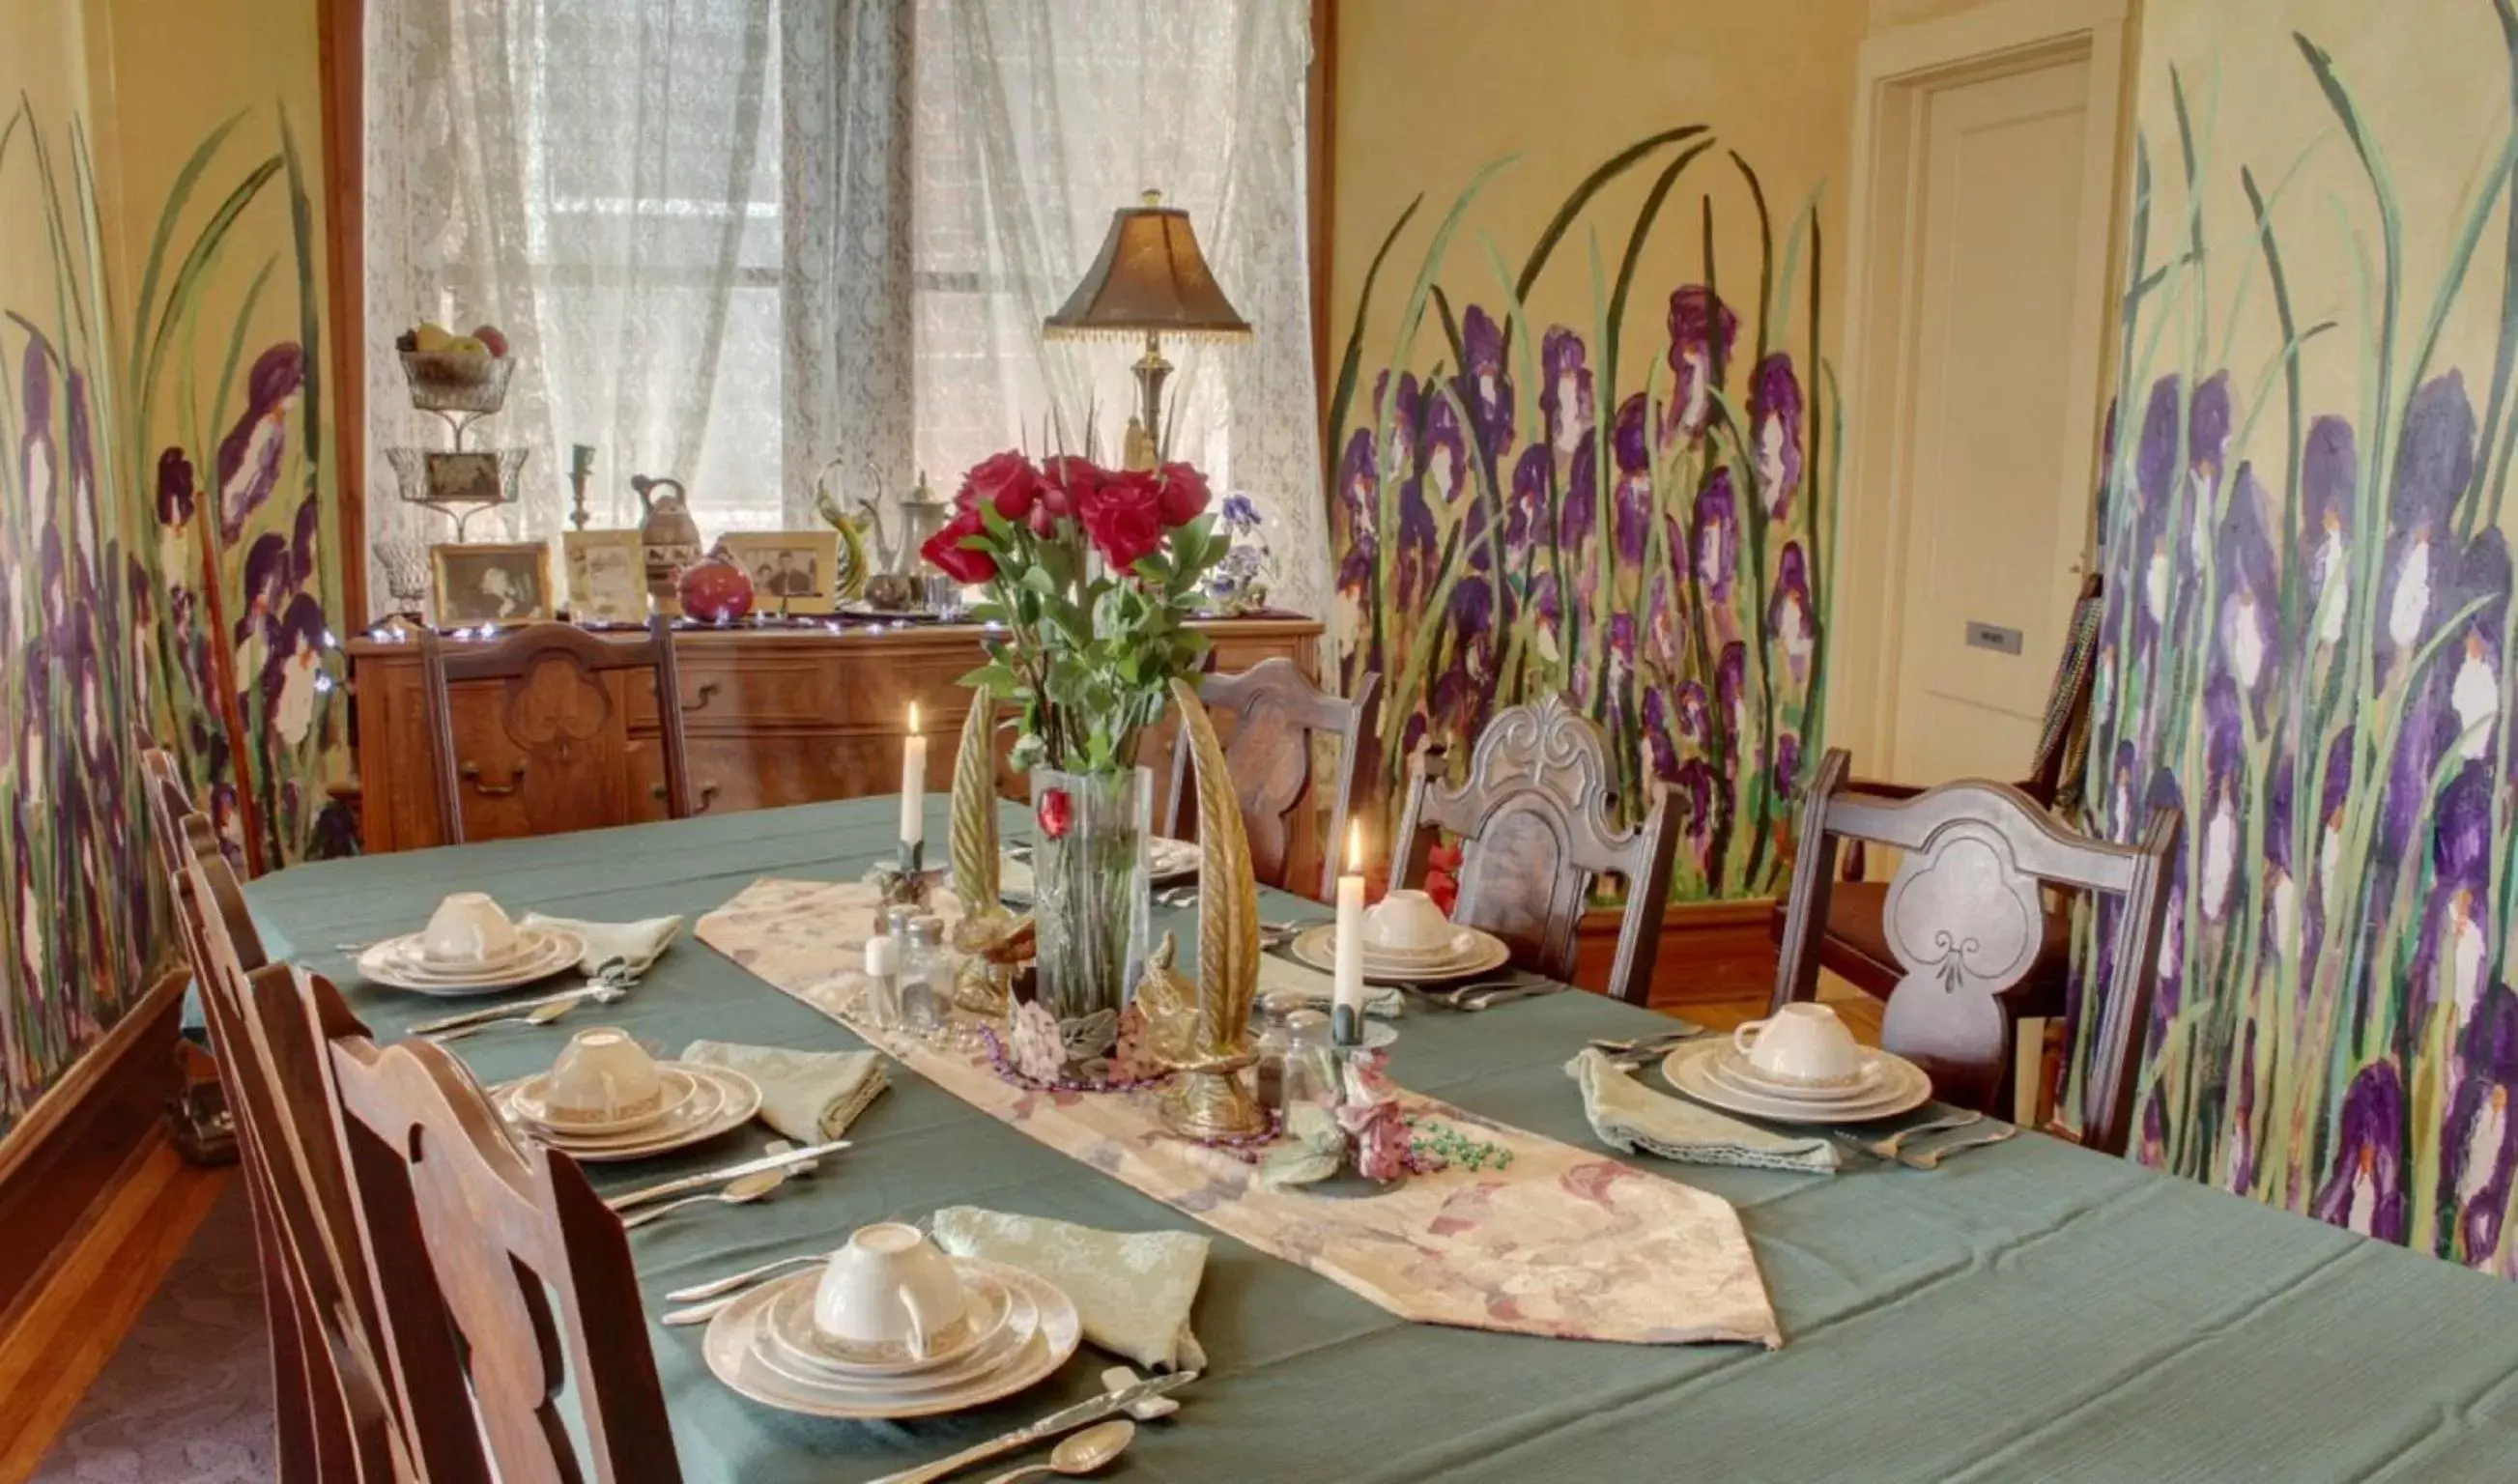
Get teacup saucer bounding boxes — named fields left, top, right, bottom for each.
left=496, top=1065, right=760, bottom=1161
left=506, top=1066, right=702, bottom=1137
left=1704, top=1046, right=1890, bottom=1105
left=359, top=928, right=584, bottom=995
left=760, top=1265, right=1018, bottom=1380
left=1662, top=1041, right=1931, bottom=1124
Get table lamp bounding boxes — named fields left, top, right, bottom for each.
left=1044, top=189, right=1251, bottom=468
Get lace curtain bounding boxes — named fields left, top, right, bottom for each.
left=366, top=0, right=785, bottom=613
left=905, top=0, right=1329, bottom=620
left=369, top=0, right=1325, bottom=624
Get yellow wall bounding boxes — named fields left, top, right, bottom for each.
left=1331, top=0, right=1868, bottom=399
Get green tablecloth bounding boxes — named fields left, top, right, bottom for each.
left=247, top=799, right=2518, bottom=1483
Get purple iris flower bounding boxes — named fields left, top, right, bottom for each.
left=216, top=343, right=304, bottom=542
left=1454, top=305, right=1514, bottom=457
left=1774, top=732, right=1802, bottom=795
left=2312, top=1061, right=2409, bottom=1242
left=2378, top=375, right=2479, bottom=683
left=1540, top=328, right=1594, bottom=454
left=1559, top=430, right=1598, bottom=554
left=1504, top=444, right=1548, bottom=563
left=1768, top=543, right=1815, bottom=683
left=1674, top=680, right=1709, bottom=742
left=2214, top=464, right=2278, bottom=705
left=237, top=533, right=293, bottom=645
left=2445, top=992, right=2518, bottom=1264
left=1749, top=355, right=1804, bottom=521
left=1716, top=642, right=1748, bottom=758
left=2301, top=415, right=2357, bottom=648
left=1613, top=393, right=1652, bottom=565
left=2410, top=765, right=2494, bottom=1027
left=1337, top=428, right=1379, bottom=560
left=1663, top=286, right=1736, bottom=447
left=1675, top=757, right=1717, bottom=853
left=1642, top=688, right=1679, bottom=782
left=1693, top=469, right=1739, bottom=603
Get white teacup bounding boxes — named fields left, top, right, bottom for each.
left=421, top=891, right=521, bottom=966
left=813, top=1222, right=968, bottom=1360
left=1363, top=888, right=1453, bottom=954
left=545, top=1027, right=665, bottom=1124
left=1731, top=1003, right=1863, bottom=1087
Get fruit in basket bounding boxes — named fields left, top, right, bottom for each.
left=675, top=553, right=755, bottom=624
left=472, top=324, right=510, bottom=357
left=414, top=322, right=456, bottom=354
left=444, top=334, right=488, bottom=357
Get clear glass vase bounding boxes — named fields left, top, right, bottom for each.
left=1028, top=765, right=1153, bottom=1076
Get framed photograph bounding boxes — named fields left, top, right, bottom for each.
left=562, top=528, right=649, bottom=624
left=719, top=529, right=843, bottom=614
left=431, top=542, right=556, bottom=627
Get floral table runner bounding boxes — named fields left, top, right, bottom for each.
left=697, top=877, right=1780, bottom=1348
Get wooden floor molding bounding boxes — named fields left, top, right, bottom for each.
left=0, top=970, right=187, bottom=1337
left=0, top=1135, right=229, bottom=1482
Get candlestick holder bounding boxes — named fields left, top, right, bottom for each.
left=871, top=840, right=940, bottom=909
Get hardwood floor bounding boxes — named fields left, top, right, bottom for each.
left=0, top=1135, right=229, bottom=1483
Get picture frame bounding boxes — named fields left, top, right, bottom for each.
left=430, top=541, right=556, bottom=627
left=562, top=528, right=650, bottom=624
left=718, top=529, right=843, bottom=614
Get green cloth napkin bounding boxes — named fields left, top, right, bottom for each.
left=1256, top=954, right=1407, bottom=1018
left=681, top=1041, right=887, bottom=1142
left=1566, top=1047, right=1842, bottom=1174
left=519, top=911, right=684, bottom=974
left=929, top=1207, right=1209, bottom=1372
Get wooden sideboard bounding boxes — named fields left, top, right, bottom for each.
left=346, top=616, right=1325, bottom=854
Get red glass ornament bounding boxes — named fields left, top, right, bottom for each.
left=675, top=554, right=755, bottom=624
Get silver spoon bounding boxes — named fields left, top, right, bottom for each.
left=664, top=1251, right=825, bottom=1304
left=620, top=1167, right=787, bottom=1231
left=978, top=1420, right=1135, bottom=1484
left=428, top=994, right=602, bottom=1042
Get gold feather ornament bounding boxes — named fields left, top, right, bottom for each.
left=1148, top=677, right=1270, bottom=1140
left=946, top=694, right=1029, bottom=1017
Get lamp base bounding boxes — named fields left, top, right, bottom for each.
left=1129, top=334, right=1173, bottom=470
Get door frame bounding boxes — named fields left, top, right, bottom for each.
left=1831, top=0, right=2132, bottom=781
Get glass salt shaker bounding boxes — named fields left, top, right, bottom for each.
left=861, top=934, right=902, bottom=1029
left=900, top=914, right=949, bottom=1035
left=1283, top=1008, right=1337, bottom=1107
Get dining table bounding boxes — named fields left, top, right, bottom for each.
left=245, top=796, right=2518, bottom=1483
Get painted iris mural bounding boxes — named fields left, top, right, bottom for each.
left=0, top=100, right=350, bottom=1127
left=2081, top=2, right=2518, bottom=1271
left=1331, top=128, right=1834, bottom=900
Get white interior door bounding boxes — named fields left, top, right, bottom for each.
left=1839, top=5, right=2124, bottom=790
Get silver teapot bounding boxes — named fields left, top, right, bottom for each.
left=817, top=459, right=951, bottom=580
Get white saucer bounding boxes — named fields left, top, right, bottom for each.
left=704, top=1260, right=1080, bottom=1420
left=1289, top=924, right=1511, bottom=985
left=1703, top=1046, right=1893, bottom=1107
left=497, top=1065, right=760, bottom=1161
left=758, top=1267, right=1022, bottom=1383
left=359, top=928, right=584, bottom=995
left=506, top=1066, right=705, bottom=1138
left=1662, top=1040, right=1931, bottom=1124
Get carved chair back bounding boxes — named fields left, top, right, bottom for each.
left=1773, top=748, right=2182, bottom=1156
left=1390, top=695, right=1680, bottom=1005
left=1165, top=662, right=1380, bottom=900
left=420, top=614, right=695, bottom=844
left=313, top=967, right=683, bottom=1484
left=175, top=841, right=418, bottom=1481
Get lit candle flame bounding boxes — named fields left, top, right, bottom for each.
left=908, top=700, right=922, bottom=736
left=1347, top=818, right=1364, bottom=873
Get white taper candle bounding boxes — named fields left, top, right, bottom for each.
left=901, top=701, right=928, bottom=847
left=1332, top=819, right=1367, bottom=1043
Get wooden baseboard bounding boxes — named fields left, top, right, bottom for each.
left=1571, top=897, right=1782, bottom=1006
left=0, top=970, right=186, bottom=1336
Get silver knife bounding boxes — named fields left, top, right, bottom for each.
left=603, top=1139, right=853, bottom=1212
left=407, top=984, right=608, bottom=1037
left=862, top=1371, right=1199, bottom=1484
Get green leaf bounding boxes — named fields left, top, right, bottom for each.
left=958, top=661, right=1017, bottom=694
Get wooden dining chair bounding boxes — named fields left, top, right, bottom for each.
left=1771, top=748, right=2182, bottom=1156
left=1164, top=661, right=1380, bottom=900
left=1768, top=573, right=2107, bottom=1005
left=174, top=835, right=421, bottom=1482
left=307, top=965, right=684, bottom=1484
left=1389, top=694, right=1680, bottom=1006
left=420, top=614, right=696, bottom=844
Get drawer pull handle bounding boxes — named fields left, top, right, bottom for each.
left=650, top=781, right=722, bottom=813
left=460, top=761, right=528, bottom=798
left=681, top=681, right=720, bottom=712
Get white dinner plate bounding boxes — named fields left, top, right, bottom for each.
left=498, top=1066, right=760, bottom=1161
left=358, top=929, right=584, bottom=995
left=1661, top=1040, right=1931, bottom=1124
left=758, top=1267, right=1026, bottom=1386
left=1288, top=924, right=1511, bottom=985
left=705, top=1261, right=1080, bottom=1420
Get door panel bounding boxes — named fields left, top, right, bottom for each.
left=1889, top=52, right=2101, bottom=785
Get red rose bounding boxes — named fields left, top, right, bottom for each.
left=1156, top=461, right=1211, bottom=527
left=958, top=450, right=1044, bottom=522
left=920, top=505, right=998, bottom=584
left=1034, top=456, right=1100, bottom=536
left=1037, top=786, right=1073, bottom=840
left=1077, top=469, right=1166, bottom=571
